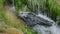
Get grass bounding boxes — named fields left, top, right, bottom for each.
left=0, top=0, right=37, bottom=34
left=0, top=6, right=37, bottom=34
left=45, top=0, right=60, bottom=21
left=3, top=15, right=37, bottom=34
left=4, top=11, right=37, bottom=34
left=0, top=0, right=6, bottom=22
left=0, top=0, right=60, bottom=34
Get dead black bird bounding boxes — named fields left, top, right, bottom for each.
left=18, top=12, right=55, bottom=27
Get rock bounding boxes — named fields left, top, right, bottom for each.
left=18, top=12, right=54, bottom=27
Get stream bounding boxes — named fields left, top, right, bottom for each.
left=18, top=0, right=60, bottom=33
left=11, top=0, right=60, bottom=34
left=18, top=11, right=60, bottom=34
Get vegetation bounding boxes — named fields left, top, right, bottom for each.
left=46, top=0, right=60, bottom=21
left=0, top=0, right=37, bottom=34
left=14, top=0, right=60, bottom=21
left=0, top=0, right=60, bottom=34
left=0, top=0, right=5, bottom=23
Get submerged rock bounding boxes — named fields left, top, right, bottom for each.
left=18, top=12, right=54, bottom=27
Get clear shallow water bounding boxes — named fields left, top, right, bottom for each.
left=12, top=0, right=60, bottom=34
left=32, top=14, right=60, bottom=34
left=33, top=24, right=60, bottom=34
left=18, top=4, right=60, bottom=34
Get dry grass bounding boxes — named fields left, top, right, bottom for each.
left=0, top=25, right=24, bottom=34
left=56, top=0, right=60, bottom=5
left=5, top=5, right=26, bottom=26
left=6, top=27, right=24, bottom=34
left=0, top=5, right=25, bottom=34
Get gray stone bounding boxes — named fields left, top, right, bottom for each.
left=18, top=12, right=54, bottom=27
